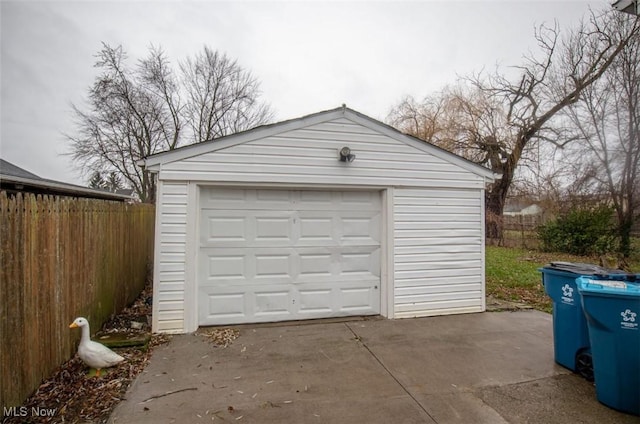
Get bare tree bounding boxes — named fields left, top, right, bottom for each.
left=473, top=10, right=639, bottom=237
left=563, top=21, right=640, bottom=257
left=181, top=47, right=273, bottom=142
left=68, top=43, right=273, bottom=202
left=389, top=9, right=639, bottom=238
left=387, top=95, right=448, bottom=143
left=389, top=87, right=523, bottom=169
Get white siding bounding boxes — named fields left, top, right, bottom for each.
left=150, top=114, right=490, bottom=333
left=158, top=118, right=485, bottom=189
left=154, top=181, right=189, bottom=333
left=393, top=188, right=484, bottom=318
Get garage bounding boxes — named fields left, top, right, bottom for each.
left=139, top=106, right=495, bottom=333
left=198, top=187, right=381, bottom=325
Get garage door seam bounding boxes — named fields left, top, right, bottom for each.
left=344, top=322, right=438, bottom=423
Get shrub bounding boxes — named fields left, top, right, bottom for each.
left=537, top=206, right=617, bottom=255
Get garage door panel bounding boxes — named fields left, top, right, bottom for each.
left=300, top=190, right=333, bottom=203
left=340, top=190, right=380, bottom=206
left=201, top=209, right=380, bottom=247
left=254, top=253, right=294, bottom=279
left=198, top=188, right=381, bottom=325
left=256, top=189, right=292, bottom=202
left=298, top=210, right=380, bottom=245
left=202, top=187, right=247, bottom=202
left=341, top=252, right=371, bottom=274
left=201, top=188, right=381, bottom=211
left=204, top=254, right=248, bottom=282
left=255, top=216, right=293, bottom=241
left=299, top=217, right=334, bottom=241
left=298, top=252, right=334, bottom=277
left=199, top=285, right=292, bottom=324
left=297, top=282, right=379, bottom=316
left=202, top=247, right=379, bottom=277
left=204, top=216, right=247, bottom=242
left=342, top=218, right=375, bottom=241
left=200, top=283, right=380, bottom=325
left=340, top=249, right=379, bottom=276
left=340, top=285, right=379, bottom=312
left=298, top=289, right=333, bottom=313
left=201, top=210, right=295, bottom=245
left=202, top=292, right=246, bottom=320
left=255, top=290, right=292, bottom=317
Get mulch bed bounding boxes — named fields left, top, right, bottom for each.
left=3, top=285, right=244, bottom=424
left=2, top=285, right=170, bottom=424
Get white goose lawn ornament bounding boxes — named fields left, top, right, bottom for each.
left=69, top=317, right=124, bottom=376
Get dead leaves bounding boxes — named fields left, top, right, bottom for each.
left=3, top=283, right=170, bottom=424
left=198, top=328, right=240, bottom=348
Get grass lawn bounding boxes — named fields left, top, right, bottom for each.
left=485, top=246, right=640, bottom=314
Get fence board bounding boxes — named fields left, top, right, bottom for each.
left=0, top=192, right=155, bottom=409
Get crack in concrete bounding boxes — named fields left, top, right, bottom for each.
left=344, top=322, right=439, bottom=423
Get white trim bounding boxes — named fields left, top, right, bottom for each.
left=383, top=187, right=395, bottom=318
left=380, top=189, right=388, bottom=317
left=156, top=172, right=487, bottom=191
left=480, top=188, right=487, bottom=312
left=151, top=179, right=163, bottom=333
left=165, top=180, right=390, bottom=191
left=184, top=182, right=199, bottom=332
left=193, top=184, right=384, bottom=326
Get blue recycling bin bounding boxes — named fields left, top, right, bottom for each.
left=577, top=277, right=640, bottom=415
left=539, top=262, right=630, bottom=378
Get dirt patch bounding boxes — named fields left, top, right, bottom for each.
left=485, top=294, right=534, bottom=312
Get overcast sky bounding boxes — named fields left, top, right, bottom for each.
left=1, top=0, right=606, bottom=185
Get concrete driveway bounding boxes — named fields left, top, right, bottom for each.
left=109, top=311, right=636, bottom=423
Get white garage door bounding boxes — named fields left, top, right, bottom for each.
left=198, top=188, right=381, bottom=325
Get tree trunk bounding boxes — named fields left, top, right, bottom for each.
left=485, top=180, right=509, bottom=240
left=485, top=137, right=522, bottom=240
left=618, top=213, right=633, bottom=258
left=144, top=170, right=156, bottom=204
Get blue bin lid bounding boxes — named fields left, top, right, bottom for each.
left=542, top=262, right=637, bottom=281
left=577, top=276, right=640, bottom=298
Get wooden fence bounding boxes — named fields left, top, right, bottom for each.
left=0, top=192, right=155, bottom=409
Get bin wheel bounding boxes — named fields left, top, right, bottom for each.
left=576, top=351, right=594, bottom=382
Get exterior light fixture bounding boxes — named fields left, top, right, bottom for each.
left=339, top=146, right=356, bottom=162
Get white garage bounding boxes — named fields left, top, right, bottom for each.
left=140, top=106, right=495, bottom=333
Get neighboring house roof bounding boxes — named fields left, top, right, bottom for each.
left=504, top=199, right=528, bottom=213
left=0, top=159, right=41, bottom=180
left=138, top=106, right=497, bottom=181
left=115, top=188, right=136, bottom=197
left=504, top=199, right=543, bottom=215
left=613, top=0, right=639, bottom=15
left=0, top=159, right=132, bottom=201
